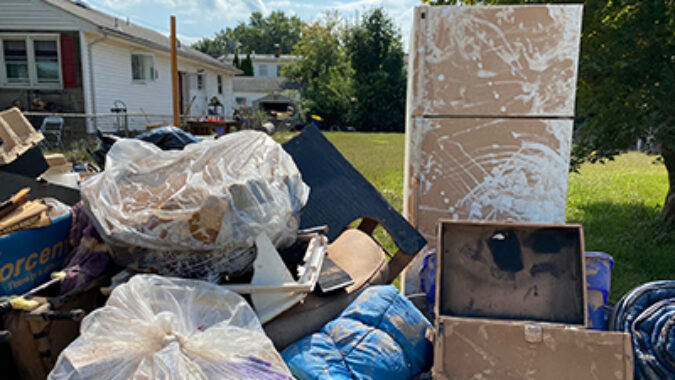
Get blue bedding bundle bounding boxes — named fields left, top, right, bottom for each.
left=282, top=285, right=433, bottom=380
left=611, top=281, right=675, bottom=379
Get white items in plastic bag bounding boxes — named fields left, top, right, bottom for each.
left=49, top=274, right=294, bottom=380
left=80, top=131, right=310, bottom=279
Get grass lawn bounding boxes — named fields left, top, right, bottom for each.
left=313, top=132, right=674, bottom=304
left=567, top=153, right=674, bottom=302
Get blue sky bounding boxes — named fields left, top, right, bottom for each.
left=86, top=0, right=419, bottom=48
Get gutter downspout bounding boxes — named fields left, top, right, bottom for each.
left=87, top=32, right=107, bottom=131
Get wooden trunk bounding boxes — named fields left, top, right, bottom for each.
left=433, top=316, right=633, bottom=380
left=432, top=220, right=633, bottom=379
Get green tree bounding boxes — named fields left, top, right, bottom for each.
left=241, top=52, right=254, bottom=76
left=191, top=38, right=228, bottom=58
left=283, top=13, right=353, bottom=127
left=422, top=0, right=675, bottom=222
left=232, top=50, right=241, bottom=70
left=193, top=11, right=304, bottom=58
left=345, top=8, right=407, bottom=132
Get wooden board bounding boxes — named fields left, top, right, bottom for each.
left=434, top=316, right=633, bottom=380
left=437, top=220, right=586, bottom=325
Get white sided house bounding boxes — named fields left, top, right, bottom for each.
left=0, top=0, right=241, bottom=133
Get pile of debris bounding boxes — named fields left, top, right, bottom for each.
left=1, top=4, right=673, bottom=379
left=0, top=105, right=672, bottom=380
left=0, top=105, right=432, bottom=379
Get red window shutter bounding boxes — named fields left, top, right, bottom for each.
left=60, top=35, right=78, bottom=88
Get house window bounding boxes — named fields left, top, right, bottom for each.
left=131, top=53, right=154, bottom=82
left=236, top=97, right=247, bottom=105
left=0, top=34, right=62, bottom=88
left=3, top=39, right=28, bottom=83
left=34, top=40, right=59, bottom=83
left=197, top=74, right=204, bottom=90
left=258, top=64, right=268, bottom=77
left=217, top=75, right=222, bottom=94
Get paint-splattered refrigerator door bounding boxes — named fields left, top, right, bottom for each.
left=408, top=5, right=583, bottom=118
left=414, top=118, right=573, bottom=242
left=404, top=5, right=583, bottom=246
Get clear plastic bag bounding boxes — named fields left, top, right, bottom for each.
left=49, top=274, right=294, bottom=380
left=80, top=131, right=310, bottom=279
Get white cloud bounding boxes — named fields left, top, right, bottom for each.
left=177, top=33, right=202, bottom=45
left=98, top=0, right=265, bottom=24
left=89, top=0, right=418, bottom=50
left=100, top=0, right=143, bottom=9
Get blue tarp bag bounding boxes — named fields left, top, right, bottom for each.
left=282, top=285, right=433, bottom=380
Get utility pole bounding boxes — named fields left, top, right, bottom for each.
left=170, top=16, right=179, bottom=127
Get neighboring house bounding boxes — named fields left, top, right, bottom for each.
left=232, top=77, right=290, bottom=108
left=0, top=0, right=241, bottom=134
left=226, top=52, right=296, bottom=79
left=221, top=53, right=298, bottom=108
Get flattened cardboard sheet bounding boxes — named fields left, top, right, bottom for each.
left=434, top=316, right=634, bottom=380
left=438, top=220, right=586, bottom=325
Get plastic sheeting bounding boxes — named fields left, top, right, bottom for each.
left=80, top=131, right=310, bottom=280
left=49, top=274, right=294, bottom=380
left=282, top=285, right=433, bottom=380
left=611, top=281, right=675, bottom=379
left=136, top=126, right=199, bottom=150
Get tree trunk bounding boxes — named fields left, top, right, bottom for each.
left=662, top=146, right=675, bottom=223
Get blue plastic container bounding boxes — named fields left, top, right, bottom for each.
left=419, top=249, right=437, bottom=317
left=0, top=213, right=71, bottom=296
left=585, top=252, right=614, bottom=330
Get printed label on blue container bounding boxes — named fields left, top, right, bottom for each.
left=0, top=213, right=71, bottom=296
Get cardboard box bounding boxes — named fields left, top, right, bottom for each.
left=0, top=213, right=71, bottom=296
left=4, top=285, right=101, bottom=380
left=433, top=220, right=634, bottom=379
left=44, top=154, right=67, bottom=167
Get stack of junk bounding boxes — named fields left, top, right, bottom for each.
left=0, top=4, right=671, bottom=380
